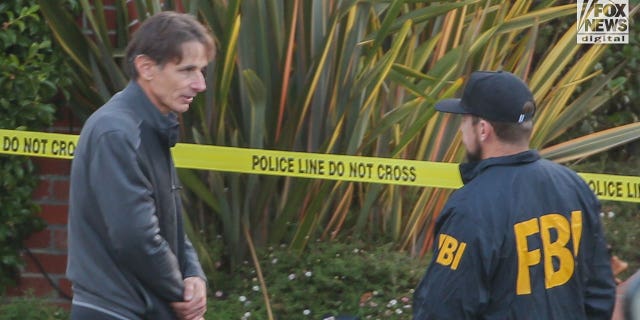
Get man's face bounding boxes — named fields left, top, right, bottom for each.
left=145, top=41, right=209, bottom=114
left=460, top=114, right=482, bottom=162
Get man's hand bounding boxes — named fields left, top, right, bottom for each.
left=171, top=277, right=207, bottom=320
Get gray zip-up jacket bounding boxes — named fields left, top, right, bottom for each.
left=67, top=81, right=206, bottom=320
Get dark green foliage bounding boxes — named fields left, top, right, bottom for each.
left=571, top=155, right=640, bottom=280
left=560, top=7, right=640, bottom=147
left=0, top=294, right=69, bottom=320
left=587, top=17, right=640, bottom=135
left=207, top=240, right=427, bottom=319
left=601, top=200, right=640, bottom=279
left=0, top=159, right=44, bottom=292
left=0, top=1, right=71, bottom=292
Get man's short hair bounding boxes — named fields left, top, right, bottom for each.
left=472, top=114, right=533, bottom=145
left=125, top=11, right=215, bottom=79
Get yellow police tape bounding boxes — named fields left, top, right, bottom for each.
left=2, top=129, right=639, bottom=203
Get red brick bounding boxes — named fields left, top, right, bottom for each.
left=39, top=204, right=69, bottom=225
left=104, top=8, right=117, bottom=31
left=49, top=126, right=81, bottom=135
left=24, top=230, right=51, bottom=249
left=24, top=253, right=67, bottom=274
left=127, top=0, right=139, bottom=20
left=6, top=276, right=55, bottom=297
left=33, top=158, right=71, bottom=175
left=54, top=300, right=72, bottom=311
left=53, top=229, right=68, bottom=251
left=127, top=1, right=141, bottom=32
left=175, top=0, right=185, bottom=12
left=52, top=179, right=70, bottom=202
left=58, top=278, right=73, bottom=298
left=32, top=178, right=51, bottom=200
left=108, top=34, right=118, bottom=46
left=53, top=105, right=79, bottom=129
left=53, top=113, right=77, bottom=129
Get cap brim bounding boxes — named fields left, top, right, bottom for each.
left=435, top=98, right=468, bottom=115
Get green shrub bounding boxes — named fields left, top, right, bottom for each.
left=571, top=154, right=640, bottom=280
left=0, top=1, right=71, bottom=292
left=0, top=294, right=68, bottom=320
left=601, top=200, right=640, bottom=279
left=207, top=240, right=428, bottom=319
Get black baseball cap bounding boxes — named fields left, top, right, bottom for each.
left=435, top=71, right=535, bottom=123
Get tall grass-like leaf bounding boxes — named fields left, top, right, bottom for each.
left=541, top=123, right=640, bottom=163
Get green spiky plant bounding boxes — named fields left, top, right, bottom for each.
left=39, top=0, right=640, bottom=281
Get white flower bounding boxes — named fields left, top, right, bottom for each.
left=305, top=271, right=313, bottom=277
left=303, top=309, right=311, bottom=316
left=353, top=248, right=360, bottom=253
left=239, top=295, right=247, bottom=302
left=387, top=299, right=398, bottom=307
left=288, top=273, right=296, bottom=280
left=608, top=211, right=615, bottom=218
left=395, top=308, right=403, bottom=314
left=272, top=258, right=278, bottom=264
left=252, top=285, right=260, bottom=292
left=242, top=311, right=251, bottom=319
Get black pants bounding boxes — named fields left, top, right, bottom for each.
left=70, top=304, right=126, bottom=320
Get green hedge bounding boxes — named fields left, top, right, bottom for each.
left=207, top=239, right=427, bottom=319
left=0, top=294, right=68, bottom=320
left=0, top=1, right=71, bottom=293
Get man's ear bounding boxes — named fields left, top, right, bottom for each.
left=134, top=55, right=156, bottom=80
left=478, top=119, right=493, bottom=142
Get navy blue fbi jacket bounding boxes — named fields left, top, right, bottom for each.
left=413, top=151, right=616, bottom=320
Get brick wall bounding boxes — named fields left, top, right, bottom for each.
left=6, top=108, right=79, bottom=308
left=6, top=1, right=123, bottom=308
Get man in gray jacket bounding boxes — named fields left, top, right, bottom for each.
left=67, top=12, right=215, bottom=320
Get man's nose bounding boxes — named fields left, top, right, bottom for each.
left=192, top=72, right=206, bottom=92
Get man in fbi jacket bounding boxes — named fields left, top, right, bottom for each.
left=413, top=71, right=616, bottom=319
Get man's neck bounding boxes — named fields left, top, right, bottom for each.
left=481, top=142, right=529, bottom=160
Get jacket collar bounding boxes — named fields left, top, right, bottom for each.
left=459, top=150, right=540, bottom=184
left=124, top=81, right=180, bottom=147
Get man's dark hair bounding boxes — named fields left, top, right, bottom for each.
left=472, top=101, right=535, bottom=145
left=125, top=11, right=215, bottom=79
left=488, top=120, right=533, bottom=144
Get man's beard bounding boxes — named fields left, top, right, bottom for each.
left=465, top=139, right=483, bottom=163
